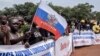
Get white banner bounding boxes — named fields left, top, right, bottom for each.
left=0, top=39, right=54, bottom=56
left=73, top=30, right=95, bottom=47
left=94, top=34, right=100, bottom=45
left=55, top=35, right=72, bottom=56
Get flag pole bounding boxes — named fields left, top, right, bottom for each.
left=29, top=0, right=42, bottom=31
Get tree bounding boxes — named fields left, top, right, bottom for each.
left=14, top=2, right=36, bottom=16
left=3, top=7, right=17, bottom=16
left=0, top=2, right=99, bottom=21
left=72, top=3, right=94, bottom=20
left=95, top=12, right=100, bottom=21
left=0, top=10, right=3, bottom=15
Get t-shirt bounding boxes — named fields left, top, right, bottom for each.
left=28, top=28, right=42, bottom=45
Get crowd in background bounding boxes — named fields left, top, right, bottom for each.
left=0, top=15, right=54, bottom=48
left=67, top=19, right=100, bottom=34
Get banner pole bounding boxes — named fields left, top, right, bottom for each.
left=29, top=0, right=42, bottom=31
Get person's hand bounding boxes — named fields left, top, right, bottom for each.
left=0, top=25, right=9, bottom=34
left=42, top=37, right=48, bottom=42
left=49, top=36, right=54, bottom=39
left=64, top=30, right=69, bottom=36
left=65, top=33, right=69, bottom=36
left=24, top=41, right=30, bottom=48
left=24, top=31, right=31, bottom=40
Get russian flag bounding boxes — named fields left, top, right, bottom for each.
left=33, top=2, right=67, bottom=40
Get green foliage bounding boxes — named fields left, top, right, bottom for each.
left=72, top=3, right=94, bottom=20
left=95, top=12, right=100, bottom=21
left=1, top=2, right=36, bottom=17
left=0, top=2, right=100, bottom=21
left=49, top=3, right=96, bottom=20
left=20, top=24, right=30, bottom=33
left=0, top=11, right=3, bottom=15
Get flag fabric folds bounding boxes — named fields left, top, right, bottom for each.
left=33, top=2, right=67, bottom=40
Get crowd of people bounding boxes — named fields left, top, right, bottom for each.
left=67, top=19, right=100, bottom=34
left=0, top=15, right=100, bottom=48
left=0, top=15, right=54, bottom=48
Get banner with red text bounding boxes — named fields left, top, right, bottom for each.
left=94, top=34, right=100, bottom=45
left=55, top=34, right=72, bottom=56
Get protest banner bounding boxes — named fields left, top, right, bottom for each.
left=73, top=30, right=95, bottom=47
left=94, top=34, right=100, bottom=45
left=55, top=35, right=72, bottom=56
left=0, top=39, right=54, bottom=56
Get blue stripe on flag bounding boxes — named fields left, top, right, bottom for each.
left=54, top=23, right=65, bottom=35
left=35, top=8, right=65, bottom=35
left=36, top=8, right=48, bottom=21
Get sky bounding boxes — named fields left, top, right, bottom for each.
left=0, top=0, right=100, bottom=11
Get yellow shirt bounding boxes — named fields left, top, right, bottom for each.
left=92, top=25, right=100, bottom=33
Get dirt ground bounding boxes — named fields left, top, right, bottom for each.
left=71, top=45, right=100, bottom=56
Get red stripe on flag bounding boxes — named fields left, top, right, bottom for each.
left=33, top=16, right=61, bottom=40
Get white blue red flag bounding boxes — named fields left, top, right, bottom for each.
left=33, top=2, right=67, bottom=40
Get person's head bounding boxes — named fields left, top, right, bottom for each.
left=24, top=15, right=32, bottom=24
left=0, top=15, right=8, bottom=25
left=81, top=19, right=85, bottom=23
left=93, top=22, right=97, bottom=25
left=9, top=17, right=20, bottom=33
left=17, top=16, right=24, bottom=26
